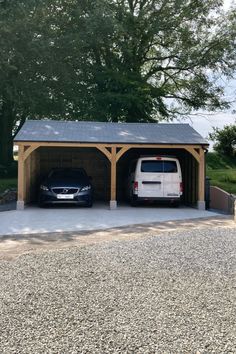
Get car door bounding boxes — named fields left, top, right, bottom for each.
left=163, top=159, right=181, bottom=198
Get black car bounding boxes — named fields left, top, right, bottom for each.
left=39, top=168, right=93, bottom=207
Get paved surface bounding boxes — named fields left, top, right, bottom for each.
left=0, top=201, right=16, bottom=212
left=0, top=203, right=220, bottom=236
left=0, top=223, right=235, bottom=353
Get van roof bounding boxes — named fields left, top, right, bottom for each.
left=139, top=155, right=177, bottom=158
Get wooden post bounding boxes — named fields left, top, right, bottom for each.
left=110, top=146, right=117, bottom=209
left=17, top=145, right=25, bottom=210
left=197, top=149, right=206, bottom=210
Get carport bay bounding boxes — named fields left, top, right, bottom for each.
left=14, top=121, right=207, bottom=209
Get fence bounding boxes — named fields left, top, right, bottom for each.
left=210, top=186, right=236, bottom=214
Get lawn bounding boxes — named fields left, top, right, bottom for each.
left=206, top=152, right=236, bottom=194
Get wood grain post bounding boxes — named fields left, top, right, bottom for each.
left=17, top=145, right=25, bottom=210
left=110, top=146, right=117, bottom=209
left=197, top=149, right=206, bottom=210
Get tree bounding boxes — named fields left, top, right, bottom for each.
left=0, top=0, right=236, bottom=165
left=57, top=0, right=236, bottom=122
left=0, top=0, right=70, bottom=166
left=209, top=124, right=236, bottom=157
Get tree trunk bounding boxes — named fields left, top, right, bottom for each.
left=0, top=99, right=14, bottom=166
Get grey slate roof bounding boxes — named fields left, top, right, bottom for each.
left=14, top=120, right=208, bottom=145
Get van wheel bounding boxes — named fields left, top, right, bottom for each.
left=130, top=195, right=138, bottom=207
left=171, top=201, right=180, bottom=208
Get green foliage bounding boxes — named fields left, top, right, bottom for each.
left=0, top=178, right=17, bottom=193
left=206, top=152, right=236, bottom=194
left=206, top=151, right=236, bottom=170
left=209, top=125, right=236, bottom=157
left=206, top=169, right=236, bottom=194
left=0, top=0, right=236, bottom=164
left=59, top=0, right=236, bottom=121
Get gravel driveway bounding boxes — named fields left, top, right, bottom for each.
left=0, top=226, right=235, bottom=354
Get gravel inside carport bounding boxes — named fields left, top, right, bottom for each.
left=0, top=226, right=236, bottom=354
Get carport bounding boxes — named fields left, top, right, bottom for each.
left=14, top=120, right=208, bottom=210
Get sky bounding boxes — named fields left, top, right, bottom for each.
left=173, top=0, right=236, bottom=149
left=175, top=80, right=236, bottom=149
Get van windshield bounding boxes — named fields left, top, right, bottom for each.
left=141, top=160, right=177, bottom=173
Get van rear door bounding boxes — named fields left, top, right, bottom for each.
left=137, top=159, right=164, bottom=198
left=163, top=159, right=182, bottom=198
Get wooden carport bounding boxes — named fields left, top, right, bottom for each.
left=14, top=120, right=208, bottom=210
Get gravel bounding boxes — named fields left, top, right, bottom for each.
left=0, top=227, right=236, bottom=354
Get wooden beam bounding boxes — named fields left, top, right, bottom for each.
left=198, top=149, right=205, bottom=202
left=15, top=141, right=206, bottom=150
left=96, top=146, right=111, bottom=161
left=116, top=146, right=130, bottom=162
left=23, top=144, right=40, bottom=161
left=17, top=145, right=25, bottom=205
left=184, top=147, right=200, bottom=163
left=110, top=146, right=117, bottom=202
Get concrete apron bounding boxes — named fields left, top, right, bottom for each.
left=0, top=203, right=222, bottom=237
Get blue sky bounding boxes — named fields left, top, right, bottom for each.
left=177, top=79, right=236, bottom=149
left=174, top=0, right=236, bottom=149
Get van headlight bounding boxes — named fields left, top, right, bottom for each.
left=40, top=185, right=49, bottom=191
left=81, top=185, right=91, bottom=191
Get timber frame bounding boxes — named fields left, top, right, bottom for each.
left=15, top=141, right=207, bottom=210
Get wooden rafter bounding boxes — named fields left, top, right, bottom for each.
left=96, top=146, right=111, bottom=161
left=184, top=147, right=201, bottom=163
left=116, top=146, right=130, bottom=162
left=15, top=141, right=206, bottom=150
left=23, top=144, right=40, bottom=161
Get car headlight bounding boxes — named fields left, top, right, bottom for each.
left=40, top=185, right=49, bottom=191
left=81, top=185, right=91, bottom=191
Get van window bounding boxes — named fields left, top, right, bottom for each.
left=141, top=161, right=163, bottom=172
left=141, top=160, right=178, bottom=173
left=163, top=161, right=177, bottom=173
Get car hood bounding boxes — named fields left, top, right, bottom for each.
left=45, top=176, right=90, bottom=188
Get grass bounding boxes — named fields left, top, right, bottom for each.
left=206, top=152, right=236, bottom=194
left=0, top=178, right=17, bottom=194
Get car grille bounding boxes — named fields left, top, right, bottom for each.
left=52, top=188, right=79, bottom=194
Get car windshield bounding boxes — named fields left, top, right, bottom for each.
left=49, top=169, right=86, bottom=179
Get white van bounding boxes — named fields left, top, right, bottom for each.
left=127, top=156, right=183, bottom=206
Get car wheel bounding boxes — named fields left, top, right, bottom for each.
left=38, top=201, right=45, bottom=208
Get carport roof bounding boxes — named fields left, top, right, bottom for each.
left=14, top=119, right=208, bottom=145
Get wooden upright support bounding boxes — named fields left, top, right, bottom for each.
left=197, top=149, right=206, bottom=210
left=110, top=146, right=117, bottom=209
left=17, top=145, right=25, bottom=210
